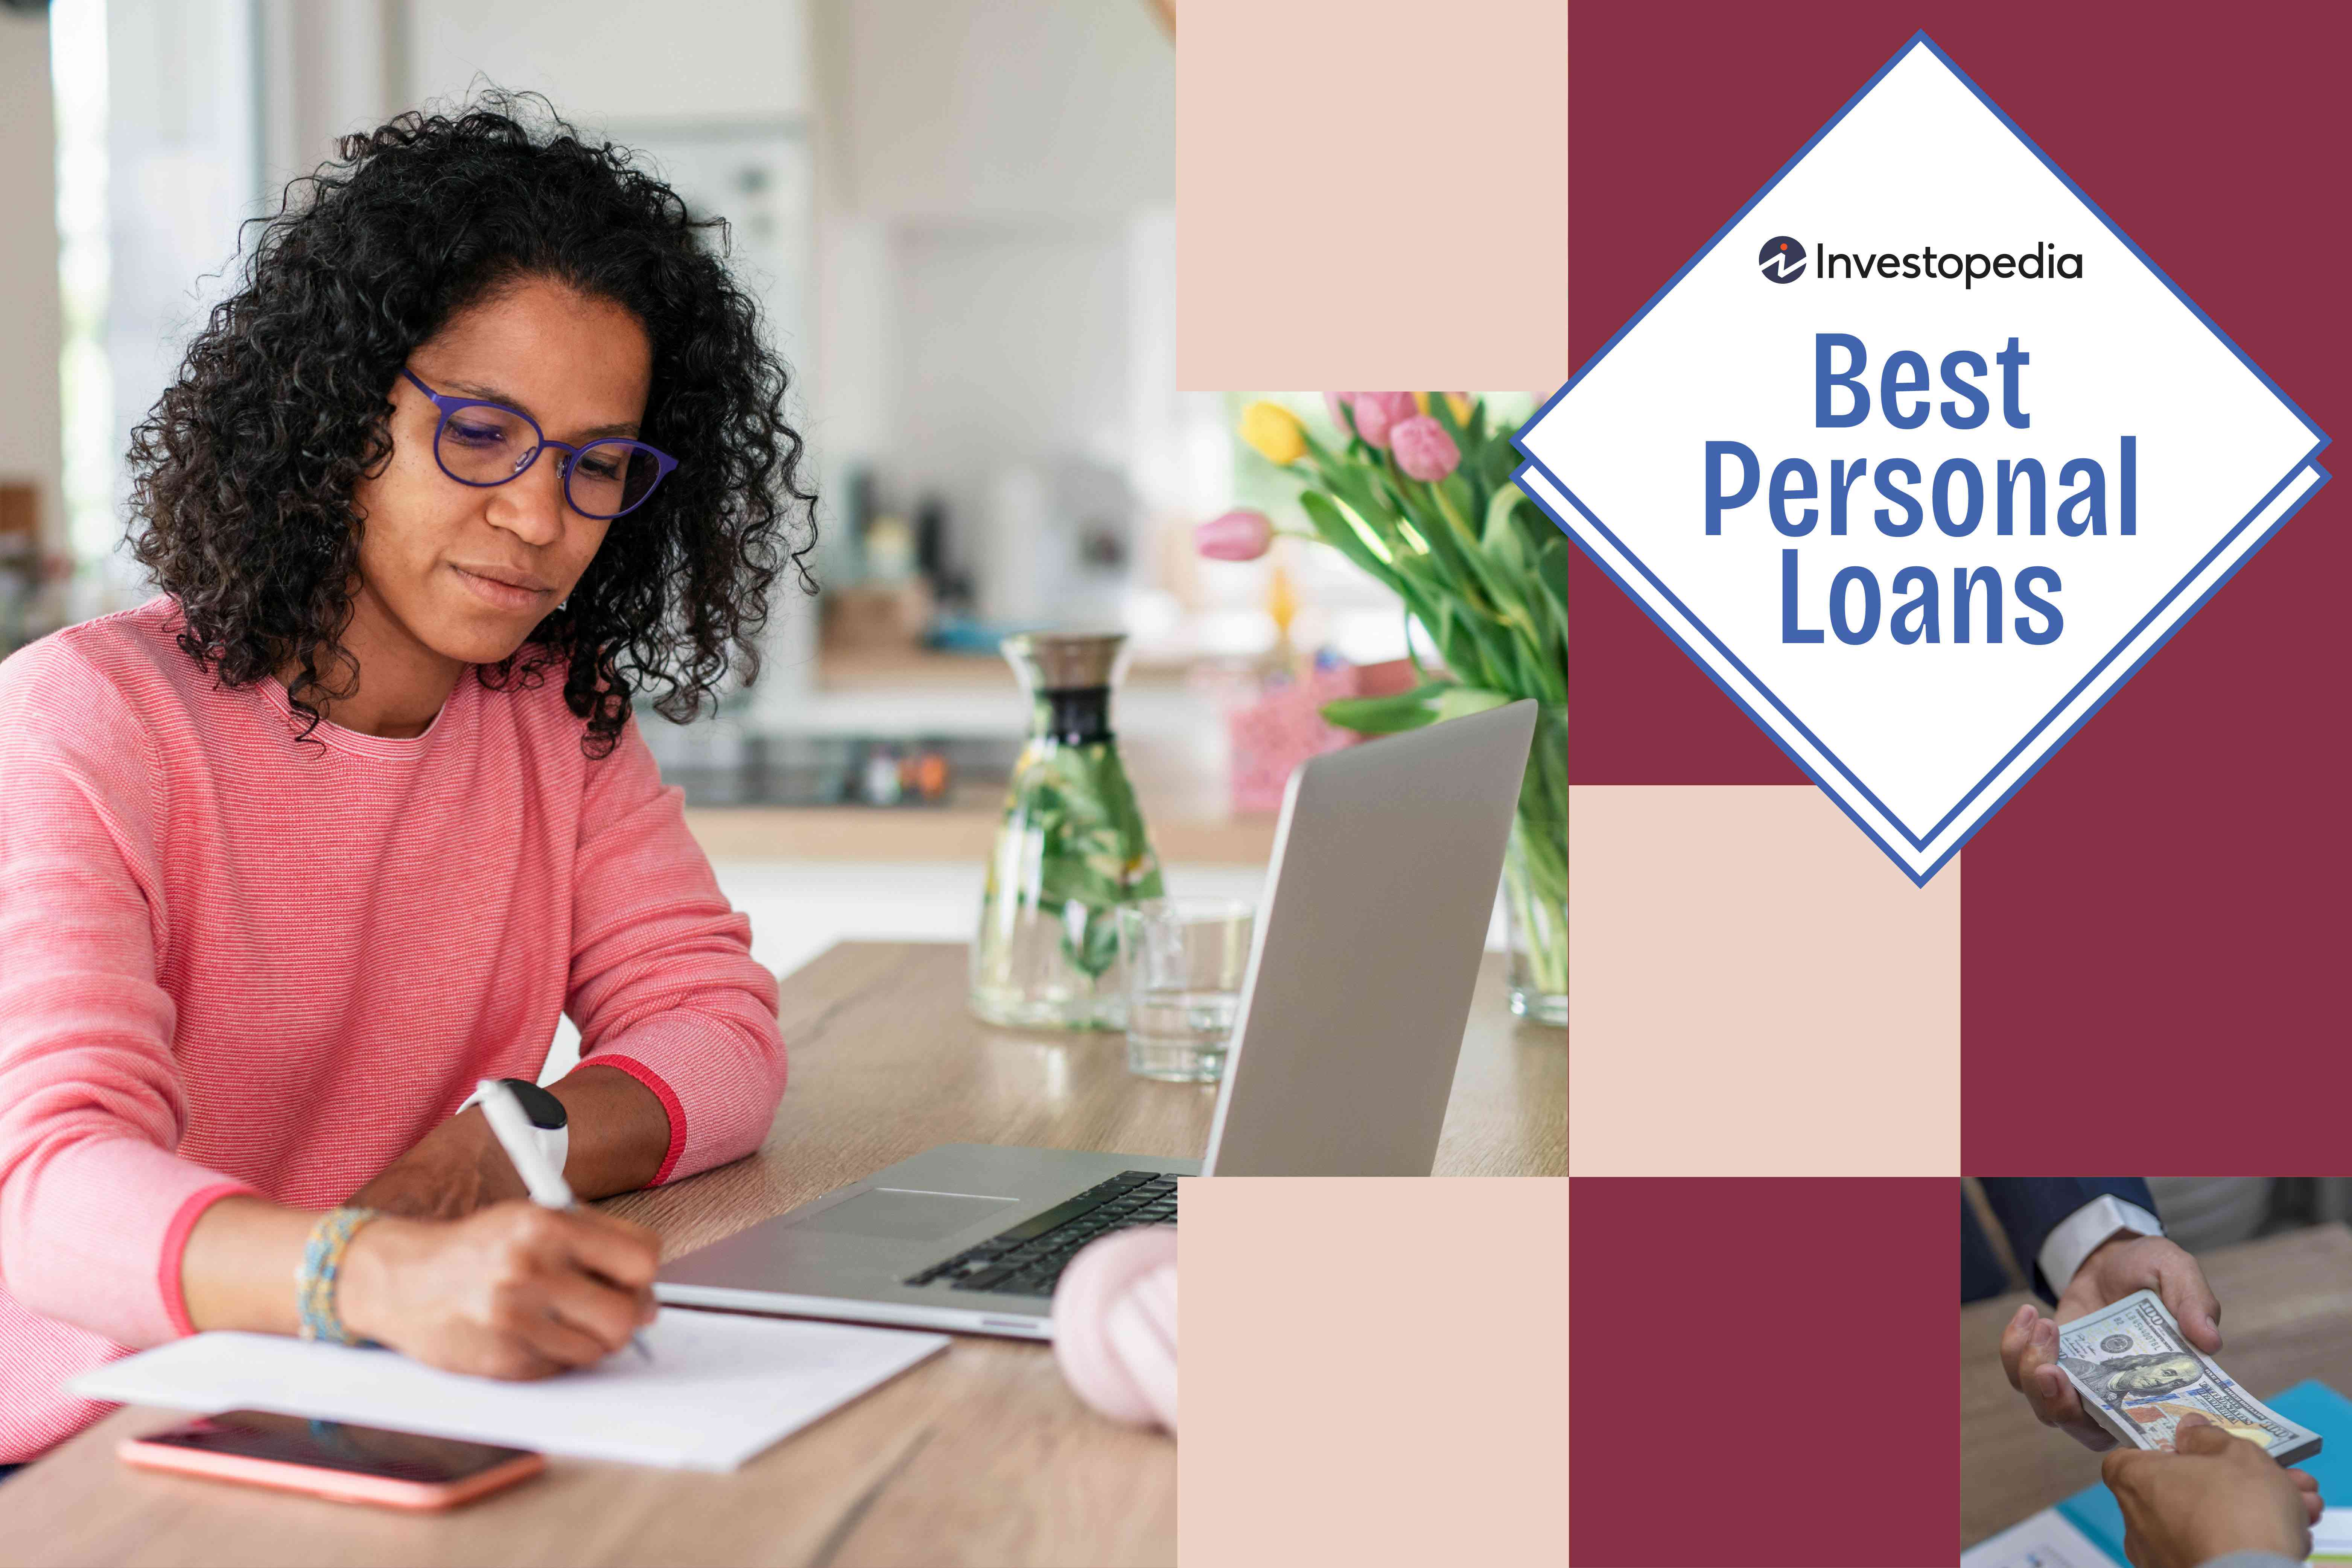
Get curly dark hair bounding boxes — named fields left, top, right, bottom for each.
left=127, top=91, right=816, bottom=759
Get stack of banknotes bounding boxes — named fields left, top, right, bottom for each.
left=2056, top=1288, right=2322, bottom=1465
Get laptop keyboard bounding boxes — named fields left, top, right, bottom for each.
left=903, top=1170, right=1177, bottom=1297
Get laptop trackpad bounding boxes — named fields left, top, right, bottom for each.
left=792, top=1188, right=1015, bottom=1242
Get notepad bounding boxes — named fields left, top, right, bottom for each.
left=67, top=1308, right=949, bottom=1472
left=1958, top=1507, right=2114, bottom=1568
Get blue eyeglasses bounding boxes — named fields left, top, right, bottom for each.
left=401, top=367, right=680, bottom=520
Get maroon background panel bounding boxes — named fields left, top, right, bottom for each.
left=1569, top=2, right=2352, bottom=1135
left=1570, top=1179, right=1956, bottom=1565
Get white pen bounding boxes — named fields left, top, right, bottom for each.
left=475, top=1078, right=654, bottom=1363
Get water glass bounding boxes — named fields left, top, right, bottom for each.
left=1118, top=897, right=1254, bottom=1082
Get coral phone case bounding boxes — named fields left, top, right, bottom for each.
left=118, top=1418, right=544, bottom=1511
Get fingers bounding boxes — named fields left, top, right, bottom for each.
left=515, top=1297, right=623, bottom=1369
left=2291, top=1467, right=2323, bottom=1524
left=1998, top=1302, right=2038, bottom=1392
left=2016, top=1319, right=2098, bottom=1441
left=453, top=1205, right=658, bottom=1372
left=545, top=1208, right=663, bottom=1290
left=2013, top=1312, right=2064, bottom=1415
left=2171, top=1413, right=2237, bottom=1457
left=472, top=1335, right=566, bottom=1382
left=537, top=1267, right=650, bottom=1357
left=2028, top=1358, right=2084, bottom=1424
left=2153, top=1247, right=2224, bottom=1352
left=2001, top=1302, right=2100, bottom=1443
left=2102, top=1444, right=2156, bottom=1494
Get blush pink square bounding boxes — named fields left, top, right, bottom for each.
left=1179, top=1177, right=1568, bottom=1565
left=1569, top=785, right=1961, bottom=1177
left=1175, top=0, right=1567, bottom=390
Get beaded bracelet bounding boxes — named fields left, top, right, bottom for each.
left=295, top=1206, right=383, bottom=1347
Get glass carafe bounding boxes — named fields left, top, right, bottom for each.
left=969, top=633, right=1165, bottom=1030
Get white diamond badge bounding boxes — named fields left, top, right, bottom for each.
left=1515, top=33, right=2327, bottom=884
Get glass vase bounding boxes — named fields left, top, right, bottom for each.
left=1503, top=704, right=1567, bottom=1027
left=969, top=633, right=1166, bottom=1030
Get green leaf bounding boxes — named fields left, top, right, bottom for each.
left=1482, top=484, right=1528, bottom=571
left=1319, top=681, right=1453, bottom=734
left=1427, top=395, right=1487, bottom=522
left=1426, top=480, right=1545, bottom=660
left=1396, top=572, right=1506, bottom=689
left=1477, top=493, right=1534, bottom=592
left=1404, top=481, right=1488, bottom=602
left=1532, top=534, right=1572, bottom=664
left=1309, top=446, right=1410, bottom=543
left=1009, top=738, right=1164, bottom=978
left=1298, top=490, right=1402, bottom=589
left=1430, top=686, right=1513, bottom=721
left=1513, top=496, right=1558, bottom=562
left=1480, top=419, right=1523, bottom=491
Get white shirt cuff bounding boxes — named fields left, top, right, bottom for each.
left=2039, top=1194, right=2163, bottom=1295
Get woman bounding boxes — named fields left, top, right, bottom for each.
left=0, top=98, right=811, bottom=1465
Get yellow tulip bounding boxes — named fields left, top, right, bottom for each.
left=1445, top=392, right=1473, bottom=424
left=1412, top=391, right=1431, bottom=415
left=1238, top=401, right=1307, bottom=466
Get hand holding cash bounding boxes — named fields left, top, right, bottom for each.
left=2000, top=1234, right=2224, bottom=1451
left=2040, top=1289, right=2320, bottom=1465
left=2102, top=1413, right=2318, bottom=1568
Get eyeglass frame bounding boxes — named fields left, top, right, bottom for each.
left=398, top=366, right=680, bottom=520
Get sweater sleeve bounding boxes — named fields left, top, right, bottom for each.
left=0, top=640, right=255, bottom=1347
left=565, top=712, right=787, bottom=1183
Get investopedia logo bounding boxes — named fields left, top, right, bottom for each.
left=1758, top=236, right=1807, bottom=283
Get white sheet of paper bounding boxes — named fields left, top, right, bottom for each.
left=67, top=1308, right=949, bottom=1472
left=2310, top=1505, right=2352, bottom=1563
left=1959, top=1508, right=2118, bottom=1568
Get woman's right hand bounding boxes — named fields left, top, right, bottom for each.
left=336, top=1200, right=660, bottom=1378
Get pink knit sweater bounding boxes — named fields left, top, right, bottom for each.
left=0, top=597, right=787, bottom=1461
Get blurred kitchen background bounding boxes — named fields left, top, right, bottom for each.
left=0, top=0, right=1516, bottom=1055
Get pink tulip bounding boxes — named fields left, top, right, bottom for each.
left=1323, top=390, right=1355, bottom=432
left=1348, top=391, right=1418, bottom=450
left=1196, top=508, right=1274, bottom=561
left=1390, top=415, right=1460, bottom=482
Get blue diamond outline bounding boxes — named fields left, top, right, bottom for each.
left=1513, top=30, right=2330, bottom=887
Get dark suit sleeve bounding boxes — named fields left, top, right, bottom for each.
left=1976, top=1178, right=2158, bottom=1303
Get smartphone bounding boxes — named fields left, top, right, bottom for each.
left=118, top=1411, right=544, bottom=1510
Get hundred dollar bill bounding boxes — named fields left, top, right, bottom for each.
left=2054, top=1288, right=2320, bottom=1466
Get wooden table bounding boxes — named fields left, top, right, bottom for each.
left=0, top=943, right=1563, bottom=1568
left=1961, top=1223, right=2352, bottom=1550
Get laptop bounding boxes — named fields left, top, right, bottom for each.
left=653, top=699, right=1541, bottom=1338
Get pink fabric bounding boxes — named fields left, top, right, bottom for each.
left=0, top=597, right=788, bottom=1461
left=1051, top=1227, right=1178, bottom=1433
left=584, top=1055, right=689, bottom=1185
left=1226, top=663, right=1368, bottom=815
